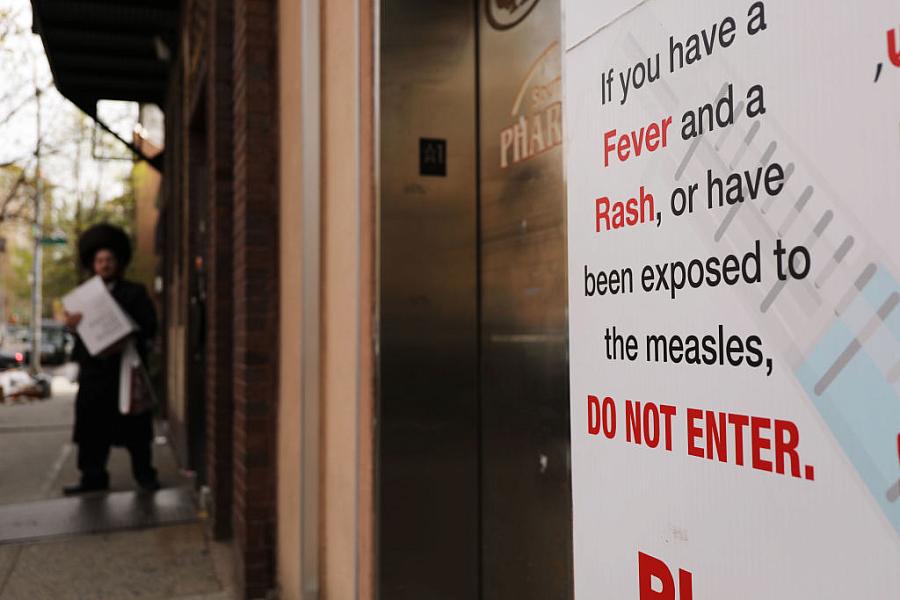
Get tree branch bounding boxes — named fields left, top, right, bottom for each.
left=0, top=171, right=27, bottom=222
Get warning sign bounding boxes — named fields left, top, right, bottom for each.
left=564, top=1, right=900, bottom=597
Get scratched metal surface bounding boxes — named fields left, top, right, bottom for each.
left=378, top=1, right=480, bottom=598
left=378, top=1, right=573, bottom=598
left=478, top=0, right=573, bottom=598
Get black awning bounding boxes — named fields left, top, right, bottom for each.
left=30, top=0, right=179, bottom=117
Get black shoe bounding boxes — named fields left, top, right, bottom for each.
left=62, top=481, right=109, bottom=496
left=137, top=478, right=161, bottom=493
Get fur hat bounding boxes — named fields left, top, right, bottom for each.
left=78, top=223, right=132, bottom=271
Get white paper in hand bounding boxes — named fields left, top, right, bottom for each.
left=62, top=276, right=136, bottom=356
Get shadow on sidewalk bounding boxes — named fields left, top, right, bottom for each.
left=0, top=521, right=236, bottom=599
left=0, top=372, right=235, bottom=599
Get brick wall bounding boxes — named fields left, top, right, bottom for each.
left=161, top=64, right=182, bottom=427
left=232, top=0, right=279, bottom=597
left=205, top=0, right=236, bottom=542
left=164, top=0, right=280, bottom=595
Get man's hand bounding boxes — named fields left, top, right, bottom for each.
left=63, top=311, right=82, bottom=331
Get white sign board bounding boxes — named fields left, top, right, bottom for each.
left=564, top=1, right=900, bottom=597
left=62, top=276, right=136, bottom=356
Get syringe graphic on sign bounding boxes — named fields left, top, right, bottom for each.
left=615, top=12, right=900, bottom=536
left=890, top=434, right=900, bottom=503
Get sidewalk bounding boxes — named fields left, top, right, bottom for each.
left=0, top=366, right=184, bottom=506
left=0, top=522, right=236, bottom=600
left=0, top=368, right=236, bottom=599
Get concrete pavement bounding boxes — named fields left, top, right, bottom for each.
left=0, top=523, right=236, bottom=600
left=0, top=367, right=236, bottom=599
left=0, top=367, right=182, bottom=504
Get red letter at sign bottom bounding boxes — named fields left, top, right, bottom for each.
left=639, top=552, right=693, bottom=600
left=588, top=395, right=601, bottom=435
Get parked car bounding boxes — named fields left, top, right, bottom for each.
left=1, top=324, right=30, bottom=355
left=0, top=321, right=70, bottom=366
left=0, top=348, right=25, bottom=370
left=41, top=320, right=69, bottom=365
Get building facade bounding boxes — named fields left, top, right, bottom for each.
left=32, top=1, right=900, bottom=598
left=33, top=0, right=572, bottom=598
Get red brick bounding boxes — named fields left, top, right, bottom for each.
left=163, top=1, right=279, bottom=597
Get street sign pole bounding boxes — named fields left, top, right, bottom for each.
left=30, top=84, right=42, bottom=374
left=0, top=237, right=6, bottom=323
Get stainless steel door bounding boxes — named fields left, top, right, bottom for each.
left=477, top=1, right=571, bottom=598
left=378, top=2, right=480, bottom=598
left=378, top=1, right=570, bottom=598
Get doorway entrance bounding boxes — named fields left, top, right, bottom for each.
left=378, top=1, right=571, bottom=598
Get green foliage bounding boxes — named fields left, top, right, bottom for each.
left=0, top=12, right=145, bottom=325
left=5, top=237, right=32, bottom=319
left=2, top=172, right=137, bottom=321
left=0, top=163, right=36, bottom=223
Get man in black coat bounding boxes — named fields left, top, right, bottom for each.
left=63, top=224, right=160, bottom=495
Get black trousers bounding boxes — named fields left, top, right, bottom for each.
left=76, top=439, right=158, bottom=486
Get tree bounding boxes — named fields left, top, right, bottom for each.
left=9, top=172, right=137, bottom=319
left=0, top=0, right=139, bottom=323
left=0, top=163, right=34, bottom=224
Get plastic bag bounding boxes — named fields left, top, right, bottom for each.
left=118, top=340, right=156, bottom=415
